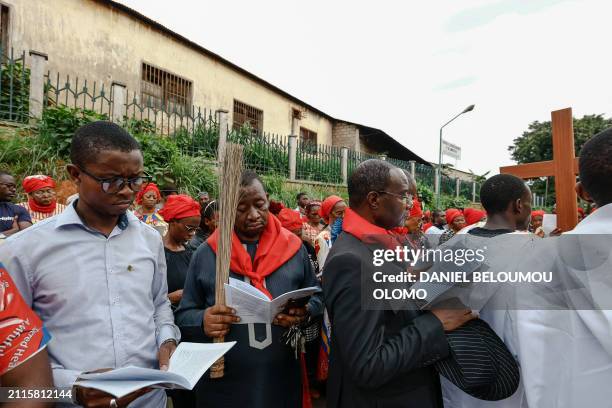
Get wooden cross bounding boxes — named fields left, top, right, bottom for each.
left=499, top=107, right=578, bottom=231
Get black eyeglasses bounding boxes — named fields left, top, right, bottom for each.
left=377, top=191, right=413, bottom=205
left=79, top=167, right=151, bottom=194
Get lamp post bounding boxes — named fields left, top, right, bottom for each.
left=436, top=104, right=475, bottom=208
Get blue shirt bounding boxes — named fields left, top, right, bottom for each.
left=0, top=201, right=31, bottom=232
left=0, top=202, right=179, bottom=407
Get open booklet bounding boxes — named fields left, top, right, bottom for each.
left=225, top=277, right=320, bottom=324
left=74, top=341, right=235, bottom=399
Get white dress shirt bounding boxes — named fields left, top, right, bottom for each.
left=0, top=202, right=180, bottom=407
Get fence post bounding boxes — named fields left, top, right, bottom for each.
left=28, top=50, right=48, bottom=121
left=456, top=178, right=461, bottom=198
left=288, top=135, right=297, bottom=181
left=434, top=169, right=440, bottom=196
left=472, top=181, right=476, bottom=202
left=341, top=147, right=348, bottom=185
left=410, top=161, right=416, bottom=179
left=216, top=109, right=229, bottom=164
left=111, top=82, right=126, bottom=124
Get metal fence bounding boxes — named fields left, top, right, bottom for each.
left=0, top=66, right=481, bottom=201
left=228, top=129, right=290, bottom=178
left=0, top=48, right=29, bottom=123
left=296, top=140, right=343, bottom=184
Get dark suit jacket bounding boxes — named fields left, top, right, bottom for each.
left=323, top=232, right=450, bottom=408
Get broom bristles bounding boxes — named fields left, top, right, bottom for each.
left=210, top=142, right=244, bottom=379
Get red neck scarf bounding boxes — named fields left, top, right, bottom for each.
left=342, top=208, right=401, bottom=249
left=207, top=213, right=303, bottom=299
left=28, top=197, right=57, bottom=214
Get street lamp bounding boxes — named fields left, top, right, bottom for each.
left=436, top=104, right=475, bottom=208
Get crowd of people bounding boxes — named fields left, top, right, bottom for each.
left=0, top=119, right=610, bottom=408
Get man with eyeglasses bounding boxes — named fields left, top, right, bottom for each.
left=323, top=159, right=473, bottom=408
left=0, top=170, right=32, bottom=239
left=0, top=121, right=180, bottom=408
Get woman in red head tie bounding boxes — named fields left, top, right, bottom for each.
left=439, top=208, right=466, bottom=245
left=530, top=210, right=546, bottom=237
left=19, top=175, right=66, bottom=223
left=159, top=194, right=201, bottom=308
left=314, top=195, right=347, bottom=271
left=134, top=182, right=168, bottom=236
left=302, top=201, right=324, bottom=247
left=158, top=194, right=200, bottom=407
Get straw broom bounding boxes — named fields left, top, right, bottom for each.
left=209, top=142, right=244, bottom=379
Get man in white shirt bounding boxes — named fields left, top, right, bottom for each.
left=0, top=121, right=179, bottom=408
left=511, top=127, right=612, bottom=408
left=446, top=128, right=612, bottom=408
left=425, top=210, right=447, bottom=235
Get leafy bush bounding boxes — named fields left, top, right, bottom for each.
left=0, top=60, right=30, bottom=123
left=39, top=105, right=108, bottom=156
left=173, top=123, right=219, bottom=158
left=168, top=153, right=217, bottom=197
left=122, top=117, right=156, bottom=135
left=262, top=174, right=348, bottom=208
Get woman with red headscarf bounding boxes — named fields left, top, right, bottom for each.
left=530, top=210, right=546, bottom=237
left=456, top=207, right=487, bottom=235
left=314, top=195, right=347, bottom=272
left=158, top=194, right=200, bottom=408
left=134, top=182, right=168, bottom=236
left=438, top=208, right=466, bottom=245
left=19, top=175, right=66, bottom=223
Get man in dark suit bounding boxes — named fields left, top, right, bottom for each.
left=323, top=159, right=474, bottom=408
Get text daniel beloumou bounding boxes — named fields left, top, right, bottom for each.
left=369, top=247, right=553, bottom=301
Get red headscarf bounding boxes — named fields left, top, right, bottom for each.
left=531, top=210, right=545, bottom=218
left=445, top=208, right=463, bottom=225
left=207, top=213, right=302, bottom=300
left=268, top=200, right=285, bottom=215
left=278, top=208, right=303, bottom=231
left=135, top=183, right=161, bottom=205
left=22, top=175, right=57, bottom=214
left=320, top=195, right=344, bottom=223
left=464, top=208, right=486, bottom=226
left=158, top=194, right=201, bottom=222
left=409, top=198, right=423, bottom=218
left=22, top=175, right=55, bottom=193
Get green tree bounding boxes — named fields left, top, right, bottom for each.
left=508, top=114, right=612, bottom=202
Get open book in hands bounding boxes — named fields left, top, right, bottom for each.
left=74, top=341, right=235, bottom=398
left=224, top=277, right=320, bottom=324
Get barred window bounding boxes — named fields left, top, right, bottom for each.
left=300, top=127, right=317, bottom=145
left=141, top=63, right=192, bottom=114
left=0, top=5, right=9, bottom=52
left=233, top=100, right=263, bottom=134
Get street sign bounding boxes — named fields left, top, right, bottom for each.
left=442, top=139, right=461, bottom=160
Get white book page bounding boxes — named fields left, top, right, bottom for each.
left=75, top=342, right=236, bottom=397
left=225, top=283, right=271, bottom=323
left=168, top=342, right=236, bottom=388
left=228, top=277, right=269, bottom=299
left=542, top=214, right=557, bottom=235
left=73, top=379, right=165, bottom=399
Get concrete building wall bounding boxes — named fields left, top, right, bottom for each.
left=5, top=0, right=334, bottom=144
left=332, top=122, right=359, bottom=150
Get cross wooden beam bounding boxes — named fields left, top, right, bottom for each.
left=500, top=107, right=578, bottom=231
